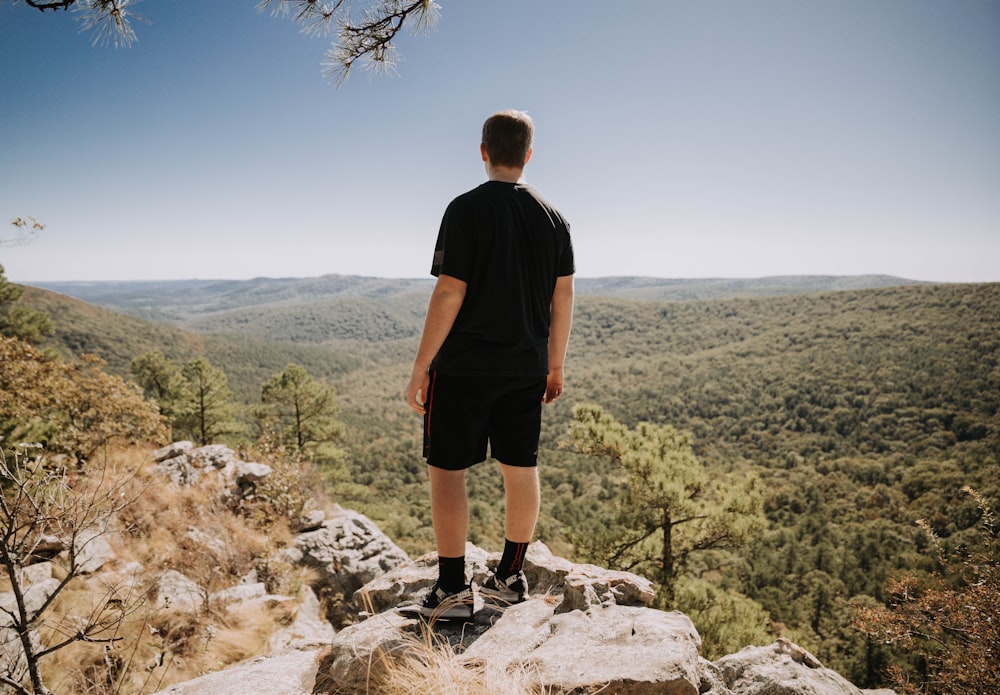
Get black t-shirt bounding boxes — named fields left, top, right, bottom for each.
left=430, top=180, right=575, bottom=376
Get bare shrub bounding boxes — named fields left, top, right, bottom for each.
left=855, top=487, right=999, bottom=694
left=0, top=443, right=146, bottom=695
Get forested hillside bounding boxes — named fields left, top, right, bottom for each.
left=33, top=273, right=920, bottom=323
left=19, top=279, right=999, bottom=688
left=20, top=286, right=363, bottom=400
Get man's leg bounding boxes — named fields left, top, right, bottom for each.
left=493, top=463, right=539, bottom=581
left=429, top=465, right=469, bottom=590
left=500, top=463, right=539, bottom=542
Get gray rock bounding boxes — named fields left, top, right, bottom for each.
left=153, top=453, right=202, bottom=486
left=268, top=588, right=336, bottom=654
left=465, top=602, right=702, bottom=695
left=18, top=562, right=53, bottom=585
left=313, top=610, right=413, bottom=694
left=698, top=657, right=736, bottom=695
left=154, top=444, right=244, bottom=487
left=211, top=582, right=269, bottom=606
left=75, top=526, right=117, bottom=574
left=154, top=570, right=205, bottom=611
left=142, top=538, right=893, bottom=695
left=151, top=645, right=324, bottom=695
left=153, top=441, right=193, bottom=463
left=292, top=508, right=328, bottom=533
left=716, top=639, right=867, bottom=695
left=0, top=626, right=42, bottom=686
left=0, top=578, right=61, bottom=627
left=229, top=460, right=274, bottom=500
left=188, top=444, right=237, bottom=470
left=521, top=541, right=656, bottom=611
left=152, top=444, right=276, bottom=504
left=355, top=542, right=489, bottom=616
left=30, top=534, right=66, bottom=561
left=234, top=460, right=273, bottom=483
left=294, top=507, right=410, bottom=601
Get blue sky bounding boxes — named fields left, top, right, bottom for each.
left=2, top=0, right=998, bottom=283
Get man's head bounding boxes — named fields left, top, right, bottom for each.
left=481, top=110, right=534, bottom=169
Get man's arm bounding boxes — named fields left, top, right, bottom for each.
left=405, top=274, right=468, bottom=413
left=544, top=274, right=575, bottom=404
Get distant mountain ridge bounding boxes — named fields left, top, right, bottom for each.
left=31, top=273, right=925, bottom=321
left=577, top=274, right=925, bottom=300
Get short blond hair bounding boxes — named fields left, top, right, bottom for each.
left=481, top=110, right=534, bottom=168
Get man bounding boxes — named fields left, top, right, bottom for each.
left=404, top=110, right=575, bottom=619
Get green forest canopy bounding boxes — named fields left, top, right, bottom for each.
left=18, top=278, right=1000, bottom=687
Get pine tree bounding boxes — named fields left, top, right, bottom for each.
left=567, top=402, right=766, bottom=604
left=175, top=357, right=242, bottom=446
left=258, top=363, right=344, bottom=457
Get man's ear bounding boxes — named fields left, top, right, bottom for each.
left=524, top=147, right=533, bottom=165
left=480, top=143, right=489, bottom=162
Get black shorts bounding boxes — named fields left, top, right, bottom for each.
left=423, top=372, right=547, bottom=471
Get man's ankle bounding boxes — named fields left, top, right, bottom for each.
left=495, top=539, right=529, bottom=577
left=437, top=554, right=466, bottom=592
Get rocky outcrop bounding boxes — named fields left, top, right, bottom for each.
left=312, top=542, right=888, bottom=695
left=152, top=441, right=273, bottom=497
left=708, top=638, right=878, bottom=694
left=77, top=443, right=890, bottom=695
left=286, top=507, right=410, bottom=605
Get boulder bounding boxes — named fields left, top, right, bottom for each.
left=152, top=443, right=277, bottom=505
left=29, top=534, right=65, bottom=562
left=145, top=539, right=894, bottom=695
left=153, top=441, right=194, bottom=462
left=18, top=561, right=53, bottom=585
left=151, top=644, right=324, bottom=695
left=154, top=569, right=205, bottom=611
left=153, top=452, right=203, bottom=486
left=188, top=444, right=238, bottom=470
left=0, top=578, right=61, bottom=627
left=185, top=526, right=229, bottom=555
left=714, top=639, right=870, bottom=695
left=153, top=443, right=242, bottom=487
left=291, top=506, right=410, bottom=602
left=234, top=460, right=273, bottom=484
left=211, top=582, right=269, bottom=606
left=465, top=601, right=702, bottom=695
left=268, top=588, right=336, bottom=653
left=292, top=508, right=328, bottom=534
left=75, top=526, right=117, bottom=574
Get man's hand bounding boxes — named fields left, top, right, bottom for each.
left=543, top=367, right=564, bottom=404
left=405, top=369, right=431, bottom=414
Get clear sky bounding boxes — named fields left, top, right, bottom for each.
left=2, top=1, right=998, bottom=283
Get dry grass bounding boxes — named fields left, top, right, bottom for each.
left=313, top=593, right=554, bottom=695
left=366, top=622, right=553, bottom=695
left=116, top=463, right=280, bottom=594
left=378, top=647, right=552, bottom=695
left=22, top=444, right=558, bottom=694
left=29, top=445, right=315, bottom=694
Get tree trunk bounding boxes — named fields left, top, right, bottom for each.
left=661, top=511, right=675, bottom=603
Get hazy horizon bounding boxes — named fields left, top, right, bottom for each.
left=23, top=271, right=938, bottom=286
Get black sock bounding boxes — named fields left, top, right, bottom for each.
left=437, top=555, right=466, bottom=592
left=496, top=539, right=529, bottom=578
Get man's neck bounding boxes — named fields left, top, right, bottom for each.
left=486, top=164, right=525, bottom=183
